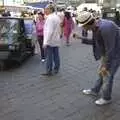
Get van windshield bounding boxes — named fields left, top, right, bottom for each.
left=0, top=19, right=19, bottom=44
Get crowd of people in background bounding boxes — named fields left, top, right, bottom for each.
left=0, top=4, right=102, bottom=68
left=0, top=4, right=105, bottom=78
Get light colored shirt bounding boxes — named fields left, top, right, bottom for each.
left=57, top=11, right=64, bottom=23
left=43, top=13, right=61, bottom=47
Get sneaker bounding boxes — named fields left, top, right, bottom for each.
left=66, top=43, right=70, bottom=46
left=41, top=59, right=45, bottom=62
left=53, top=70, right=59, bottom=74
left=82, top=89, right=98, bottom=96
left=95, top=98, right=112, bottom=105
left=41, top=72, right=53, bottom=76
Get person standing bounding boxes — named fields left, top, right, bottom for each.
left=76, top=11, right=120, bottom=105
left=81, top=7, right=88, bottom=42
left=33, top=10, right=38, bottom=24
left=36, top=12, right=45, bottom=62
left=63, top=11, right=74, bottom=46
left=42, top=4, right=61, bottom=76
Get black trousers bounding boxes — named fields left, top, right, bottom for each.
left=37, top=35, right=45, bottom=59
left=82, top=29, right=88, bottom=37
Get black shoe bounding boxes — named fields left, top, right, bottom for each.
left=53, top=70, right=59, bottom=74
left=41, top=72, right=53, bottom=76
left=66, top=43, right=70, bottom=46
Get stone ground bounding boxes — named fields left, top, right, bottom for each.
left=0, top=38, right=120, bottom=120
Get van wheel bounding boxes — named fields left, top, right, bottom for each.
left=13, top=60, right=22, bottom=68
left=31, top=46, right=35, bottom=56
left=0, top=60, right=5, bottom=71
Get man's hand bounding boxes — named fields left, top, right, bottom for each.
left=73, top=33, right=76, bottom=38
left=43, top=44, right=47, bottom=49
left=72, top=33, right=82, bottom=39
left=73, top=33, right=80, bottom=39
left=60, top=34, right=63, bottom=39
left=98, top=65, right=110, bottom=77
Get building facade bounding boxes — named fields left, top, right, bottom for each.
left=0, top=0, right=24, bottom=6
left=97, top=0, right=120, bottom=7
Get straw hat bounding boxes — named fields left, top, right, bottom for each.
left=76, top=11, right=94, bottom=26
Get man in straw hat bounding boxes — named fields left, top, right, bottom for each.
left=76, top=11, right=120, bottom=105
left=42, top=4, right=61, bottom=76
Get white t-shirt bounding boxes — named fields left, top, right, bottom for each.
left=44, top=13, right=61, bottom=47
left=57, top=11, right=64, bottom=23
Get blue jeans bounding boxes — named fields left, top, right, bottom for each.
left=46, top=46, right=60, bottom=73
left=92, top=59, right=120, bottom=100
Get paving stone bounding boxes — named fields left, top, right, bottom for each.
left=0, top=38, right=120, bottom=120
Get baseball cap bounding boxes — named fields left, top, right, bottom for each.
left=76, top=11, right=94, bottom=26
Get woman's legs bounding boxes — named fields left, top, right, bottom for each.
left=38, top=36, right=45, bottom=59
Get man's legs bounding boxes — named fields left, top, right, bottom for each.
left=91, top=75, right=103, bottom=94
left=90, top=73, right=114, bottom=100
left=94, top=73, right=114, bottom=105
left=101, top=61, right=120, bottom=101
left=46, top=46, right=53, bottom=74
left=53, top=47, right=60, bottom=73
left=83, top=75, right=103, bottom=96
left=95, top=61, right=119, bottom=105
left=83, top=59, right=120, bottom=105
left=102, top=75, right=114, bottom=100
left=83, top=73, right=113, bottom=105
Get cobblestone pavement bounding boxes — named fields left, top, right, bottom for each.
left=0, top=39, right=120, bottom=120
